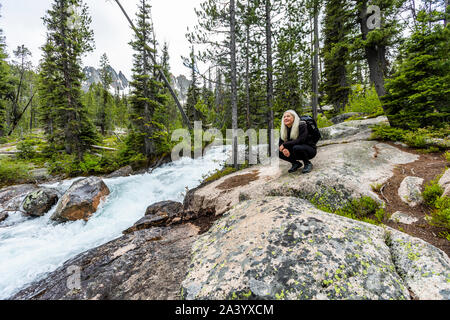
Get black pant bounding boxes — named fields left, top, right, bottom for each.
left=279, top=144, right=317, bottom=164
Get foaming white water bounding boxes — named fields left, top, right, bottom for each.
left=0, top=146, right=230, bottom=299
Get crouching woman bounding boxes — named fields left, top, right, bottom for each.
left=279, top=110, right=317, bottom=174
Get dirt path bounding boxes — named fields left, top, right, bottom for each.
left=374, top=142, right=449, bottom=256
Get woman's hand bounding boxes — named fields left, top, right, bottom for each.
left=279, top=145, right=285, bottom=152
left=282, top=148, right=290, bottom=157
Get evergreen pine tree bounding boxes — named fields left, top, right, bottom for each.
left=321, top=0, right=351, bottom=113
left=158, top=42, right=181, bottom=132
left=37, top=39, right=59, bottom=144
left=41, top=0, right=97, bottom=159
left=98, top=53, right=113, bottom=135
left=0, top=8, right=13, bottom=138
left=185, top=46, right=202, bottom=125
left=128, top=0, right=168, bottom=157
left=383, top=10, right=450, bottom=129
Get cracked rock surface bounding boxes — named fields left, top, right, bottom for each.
left=181, top=197, right=450, bottom=300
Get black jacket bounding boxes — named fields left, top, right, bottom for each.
left=279, top=121, right=316, bottom=149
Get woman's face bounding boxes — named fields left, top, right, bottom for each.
left=283, top=112, right=294, bottom=127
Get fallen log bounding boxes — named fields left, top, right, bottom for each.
left=91, top=145, right=118, bottom=151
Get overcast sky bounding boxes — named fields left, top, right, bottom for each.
left=0, top=0, right=203, bottom=79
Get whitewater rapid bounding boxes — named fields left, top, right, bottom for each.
left=0, top=146, right=232, bottom=299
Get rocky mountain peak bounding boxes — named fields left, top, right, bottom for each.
left=82, top=65, right=129, bottom=94
left=83, top=66, right=190, bottom=103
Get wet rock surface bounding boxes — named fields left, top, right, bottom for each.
left=0, top=212, right=8, bottom=222
left=181, top=197, right=450, bottom=300
left=123, top=200, right=183, bottom=234
left=50, top=177, right=110, bottom=222
left=10, top=223, right=199, bottom=300
left=104, top=165, right=133, bottom=178
left=0, top=184, right=38, bottom=213
left=22, top=188, right=60, bottom=217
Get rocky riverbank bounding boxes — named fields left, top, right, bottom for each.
left=5, top=116, right=450, bottom=300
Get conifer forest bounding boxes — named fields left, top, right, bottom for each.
left=0, top=0, right=448, bottom=180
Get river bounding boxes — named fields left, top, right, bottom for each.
left=0, top=145, right=231, bottom=299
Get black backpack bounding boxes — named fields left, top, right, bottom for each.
left=300, top=115, right=321, bottom=145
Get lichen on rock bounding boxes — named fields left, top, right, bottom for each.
left=181, top=197, right=450, bottom=300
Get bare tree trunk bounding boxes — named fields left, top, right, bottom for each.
left=230, top=0, right=238, bottom=169
left=445, top=0, right=449, bottom=27
left=29, top=103, right=33, bottom=131
left=359, top=1, right=387, bottom=103
left=265, top=0, right=274, bottom=157
left=311, top=1, right=319, bottom=121
left=60, top=5, right=78, bottom=159
left=208, top=67, right=212, bottom=92
left=215, top=68, right=221, bottom=114
left=142, top=0, right=154, bottom=158
left=245, top=19, right=251, bottom=129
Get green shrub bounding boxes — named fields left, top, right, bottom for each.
left=402, top=131, right=428, bottom=148
left=0, top=158, right=31, bottom=186
left=445, top=151, right=450, bottom=162
left=375, top=208, right=387, bottom=223
left=203, top=166, right=237, bottom=184
left=16, top=139, right=37, bottom=160
left=316, top=113, right=333, bottom=128
left=422, top=172, right=449, bottom=230
left=47, top=151, right=123, bottom=177
left=422, top=177, right=444, bottom=206
left=371, top=124, right=449, bottom=151
left=427, top=196, right=450, bottom=230
left=345, top=85, right=383, bottom=114
left=311, top=194, right=383, bottom=225
left=370, top=124, right=407, bottom=142
left=337, top=196, right=380, bottom=220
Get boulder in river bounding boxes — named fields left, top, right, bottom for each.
left=50, top=177, right=110, bottom=222
left=104, top=165, right=133, bottom=178
left=22, top=188, right=60, bottom=217
left=0, top=212, right=8, bottom=223
left=123, top=200, right=183, bottom=234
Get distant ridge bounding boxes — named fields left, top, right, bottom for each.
left=82, top=65, right=129, bottom=94
left=82, top=66, right=191, bottom=104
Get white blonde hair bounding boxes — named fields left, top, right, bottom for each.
left=280, top=109, right=301, bottom=142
